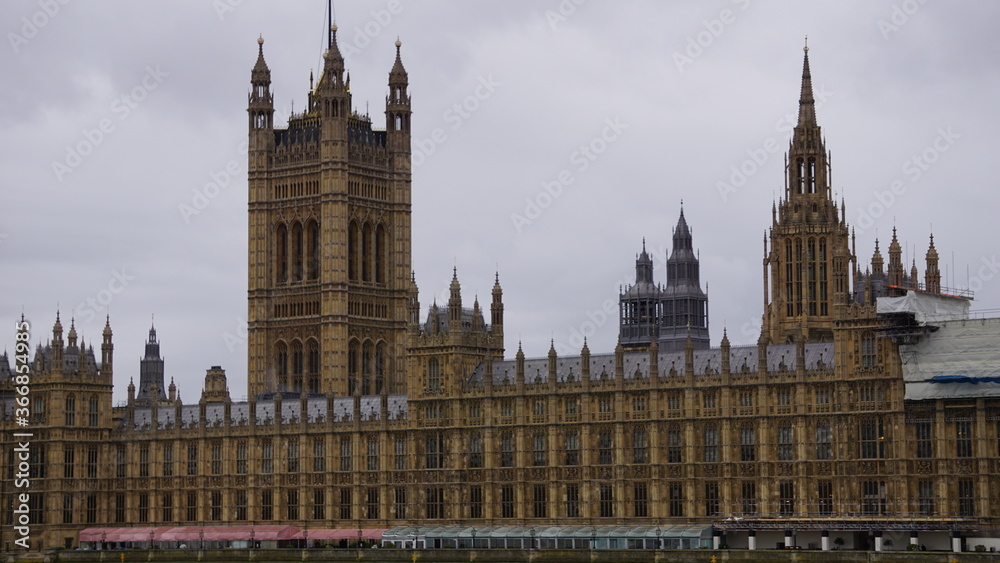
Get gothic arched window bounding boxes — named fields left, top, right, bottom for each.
left=375, top=224, right=386, bottom=284
left=375, top=342, right=386, bottom=394
left=348, top=221, right=359, bottom=281
left=362, top=223, right=373, bottom=282
left=276, top=223, right=288, bottom=283
left=307, top=340, right=320, bottom=394
left=348, top=340, right=359, bottom=395
left=307, top=220, right=320, bottom=281
left=361, top=341, right=373, bottom=395
left=292, top=222, right=303, bottom=282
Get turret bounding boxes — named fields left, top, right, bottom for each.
left=137, top=321, right=167, bottom=404
left=720, top=328, right=731, bottom=374
left=317, top=23, right=350, bottom=146
left=101, top=315, right=113, bottom=382
left=201, top=366, right=231, bottom=403
left=491, top=272, right=504, bottom=341
left=619, top=238, right=662, bottom=349
left=925, top=234, right=941, bottom=293
left=386, top=37, right=411, bottom=155
left=408, top=272, right=420, bottom=333
left=547, top=340, right=557, bottom=383
left=67, top=318, right=78, bottom=349
left=659, top=206, right=710, bottom=351
left=472, top=297, right=483, bottom=332
left=871, top=239, right=884, bottom=277
left=887, top=227, right=904, bottom=290
left=429, top=301, right=440, bottom=335
left=448, top=268, right=462, bottom=333
left=248, top=35, right=274, bottom=145
left=52, top=311, right=64, bottom=370
left=515, top=342, right=525, bottom=389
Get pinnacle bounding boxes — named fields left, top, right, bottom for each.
left=390, top=37, right=408, bottom=82
left=797, top=42, right=817, bottom=127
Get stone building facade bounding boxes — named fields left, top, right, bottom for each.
left=2, top=30, right=999, bottom=552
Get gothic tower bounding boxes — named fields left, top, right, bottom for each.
left=925, top=234, right=941, bottom=293
left=763, top=44, right=853, bottom=343
left=135, top=322, right=166, bottom=405
left=659, top=208, right=709, bottom=351
left=246, top=22, right=412, bottom=397
left=619, top=240, right=662, bottom=348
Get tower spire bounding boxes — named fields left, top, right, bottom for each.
left=798, top=37, right=816, bottom=127
left=765, top=43, right=850, bottom=343
left=328, top=0, right=334, bottom=50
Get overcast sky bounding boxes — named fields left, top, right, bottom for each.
left=2, top=1, right=998, bottom=403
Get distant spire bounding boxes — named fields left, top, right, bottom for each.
left=798, top=37, right=816, bottom=127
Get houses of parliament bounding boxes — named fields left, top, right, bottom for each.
left=3, top=21, right=1000, bottom=552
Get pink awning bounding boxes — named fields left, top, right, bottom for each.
left=292, top=529, right=387, bottom=541
left=79, top=526, right=299, bottom=542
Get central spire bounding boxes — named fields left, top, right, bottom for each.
left=785, top=40, right=828, bottom=200
left=798, top=37, right=816, bottom=127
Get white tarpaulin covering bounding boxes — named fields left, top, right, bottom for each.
left=877, top=291, right=969, bottom=323
left=899, top=317, right=1000, bottom=400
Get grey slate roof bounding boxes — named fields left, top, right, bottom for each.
left=469, top=342, right=834, bottom=386
left=125, top=394, right=410, bottom=430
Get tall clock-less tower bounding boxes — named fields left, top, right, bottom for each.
left=763, top=45, right=854, bottom=344
left=246, top=26, right=412, bottom=397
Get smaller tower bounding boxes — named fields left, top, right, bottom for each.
left=491, top=272, right=504, bottom=350
left=448, top=268, right=462, bottom=337
left=660, top=208, right=710, bottom=351
left=619, top=239, right=662, bottom=348
left=925, top=234, right=941, bottom=293
left=201, top=366, right=231, bottom=403
left=871, top=239, right=884, bottom=277
left=136, top=322, right=167, bottom=405
left=386, top=37, right=411, bottom=154
left=887, top=227, right=904, bottom=292
left=407, top=272, right=421, bottom=333
left=101, top=315, right=113, bottom=381
left=248, top=35, right=274, bottom=148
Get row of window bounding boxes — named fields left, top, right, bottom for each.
left=783, top=236, right=831, bottom=317
left=42, top=478, right=980, bottom=525
left=274, top=339, right=320, bottom=394
left=94, top=417, right=993, bottom=479
left=56, top=394, right=101, bottom=427
left=453, top=385, right=878, bottom=421
left=619, top=297, right=708, bottom=330
left=348, top=340, right=387, bottom=396
left=275, top=220, right=320, bottom=284
left=347, top=220, right=387, bottom=284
